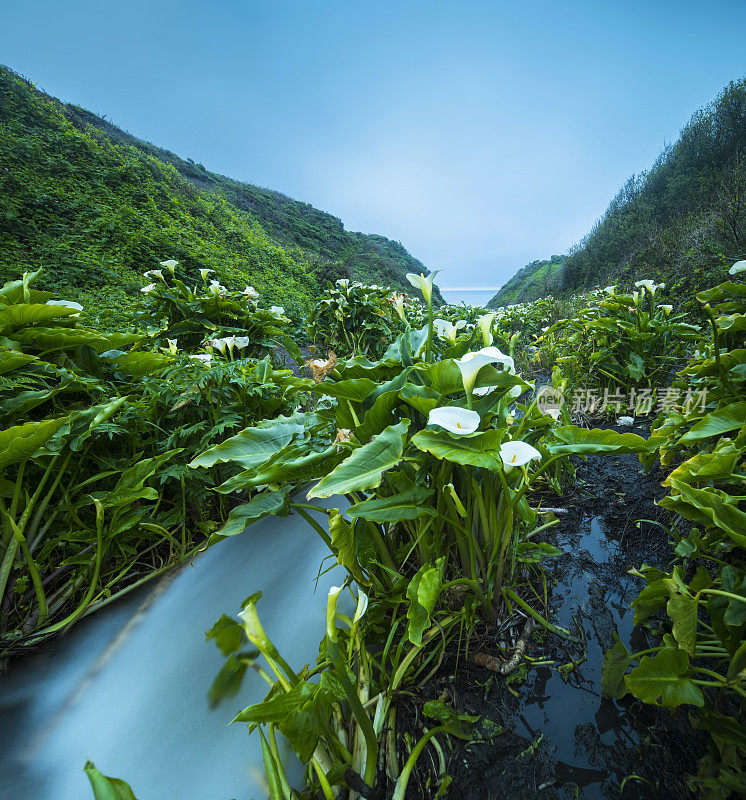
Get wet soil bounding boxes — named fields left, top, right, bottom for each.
left=404, top=420, right=704, bottom=800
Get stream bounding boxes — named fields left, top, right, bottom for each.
left=0, top=501, right=345, bottom=800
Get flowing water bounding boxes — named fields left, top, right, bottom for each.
left=0, top=501, right=345, bottom=800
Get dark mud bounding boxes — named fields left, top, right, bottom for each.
left=404, top=420, right=703, bottom=800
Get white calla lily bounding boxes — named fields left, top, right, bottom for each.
left=233, top=336, right=250, bottom=349
left=456, top=346, right=515, bottom=394
left=476, top=312, right=496, bottom=346
left=189, top=353, right=212, bottom=363
left=406, top=270, right=440, bottom=305
left=500, top=440, right=542, bottom=469
left=603, top=285, right=617, bottom=296
left=208, top=279, right=227, bottom=296
left=270, top=305, right=286, bottom=317
left=660, top=305, right=673, bottom=315
left=165, top=338, right=178, bottom=354
left=141, top=283, right=156, bottom=294
left=200, top=268, right=215, bottom=281
left=390, top=292, right=407, bottom=322
left=326, top=585, right=342, bottom=642
left=160, top=259, right=178, bottom=273
left=242, top=285, right=259, bottom=300
left=729, top=260, right=746, bottom=275
left=434, top=318, right=458, bottom=344
left=353, top=590, right=369, bottom=624
left=143, top=269, right=164, bottom=281
left=428, top=406, right=480, bottom=435
left=634, top=279, right=665, bottom=296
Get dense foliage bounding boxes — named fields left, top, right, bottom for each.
left=0, top=267, right=302, bottom=653
left=0, top=65, right=438, bottom=329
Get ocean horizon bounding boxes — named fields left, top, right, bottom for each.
left=439, top=287, right=500, bottom=307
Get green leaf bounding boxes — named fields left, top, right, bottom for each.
left=208, top=489, right=291, bottom=543
left=727, top=641, right=746, bottom=683
left=308, top=420, right=409, bottom=499
left=406, top=560, right=443, bottom=646
left=0, top=349, right=37, bottom=375
left=0, top=417, right=68, bottom=468
left=624, top=647, right=704, bottom=708
left=84, top=761, right=138, bottom=800
left=422, top=699, right=479, bottom=738
left=601, top=633, right=632, bottom=699
left=312, top=377, right=377, bottom=402
left=662, top=480, right=746, bottom=549
left=631, top=578, right=669, bottom=625
left=189, top=413, right=310, bottom=469
left=547, top=426, right=652, bottom=455
left=328, top=509, right=366, bottom=584
left=692, top=708, right=746, bottom=750
left=677, top=402, right=746, bottom=445
left=11, top=326, right=113, bottom=352
left=205, top=614, right=246, bottom=656
left=207, top=652, right=254, bottom=708
left=104, top=351, right=172, bottom=377
left=665, top=582, right=698, bottom=656
left=347, top=486, right=436, bottom=523
left=0, top=303, right=79, bottom=335
left=411, top=428, right=504, bottom=470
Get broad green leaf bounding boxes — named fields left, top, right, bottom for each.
left=422, top=699, right=479, bottom=738
left=0, top=350, right=37, bottom=375
left=677, top=402, right=746, bottom=445
left=189, top=414, right=310, bottom=469
left=356, top=390, right=402, bottom=442
left=207, top=652, right=253, bottom=708
left=727, top=641, right=746, bottom=683
left=631, top=578, right=670, bottom=625
left=308, top=420, right=409, bottom=499
left=218, top=444, right=340, bottom=491
left=406, top=560, right=443, bottom=646
left=205, top=614, right=246, bottom=656
left=665, top=446, right=740, bottom=485
left=665, top=582, right=698, bottom=656
left=692, top=708, right=746, bottom=750
left=208, top=489, right=291, bottom=543
left=399, top=383, right=440, bottom=416
left=0, top=417, right=68, bottom=468
left=347, top=486, right=436, bottom=523
left=624, top=647, right=704, bottom=708
left=84, top=761, right=138, bottom=800
left=601, top=633, right=632, bottom=699
left=547, top=426, right=652, bottom=455
left=662, top=480, right=746, bottom=549
left=328, top=509, right=367, bottom=584
left=411, top=428, right=504, bottom=470
left=11, top=326, right=112, bottom=352
left=104, top=351, right=172, bottom=377
left=312, top=377, right=376, bottom=402
left=715, top=312, right=746, bottom=332
left=0, top=303, right=79, bottom=335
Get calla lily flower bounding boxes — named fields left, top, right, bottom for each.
left=233, top=336, right=250, bottom=349
left=164, top=338, right=178, bottom=354
left=160, top=259, right=178, bottom=273
left=208, top=279, right=227, bottom=296
left=189, top=353, right=212, bottom=363
left=143, top=269, right=164, bottom=281
left=660, top=305, right=673, bottom=315
left=729, top=260, right=746, bottom=275
left=200, top=268, right=215, bottom=281
left=500, top=440, right=542, bottom=469
left=434, top=318, right=459, bottom=344
left=428, top=406, right=480, bottom=434
left=141, top=283, right=156, bottom=294
left=270, top=305, right=286, bottom=317
left=46, top=299, right=83, bottom=312
left=476, top=312, right=496, bottom=346
left=353, top=590, right=369, bottom=624
left=238, top=597, right=269, bottom=648
left=242, top=285, right=259, bottom=300
left=544, top=408, right=561, bottom=420
left=406, top=270, right=440, bottom=305
left=634, top=279, right=665, bottom=296
left=456, top=347, right=515, bottom=394
left=603, top=286, right=617, bottom=296
left=326, top=585, right=342, bottom=642
left=336, top=278, right=350, bottom=287
left=390, top=292, right=407, bottom=322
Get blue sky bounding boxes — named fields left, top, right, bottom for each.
left=3, top=0, right=745, bottom=286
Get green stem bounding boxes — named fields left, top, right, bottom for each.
left=392, top=725, right=448, bottom=800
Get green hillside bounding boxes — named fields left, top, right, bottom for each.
left=0, top=66, right=438, bottom=327
left=488, top=255, right=566, bottom=306
left=491, top=77, right=746, bottom=305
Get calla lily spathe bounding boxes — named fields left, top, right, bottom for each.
left=456, top=347, right=515, bottom=394
left=499, top=440, right=541, bottom=469
left=406, top=270, right=440, bottom=305
left=476, top=312, right=496, bottom=346
left=434, top=318, right=465, bottom=344
left=634, top=279, right=665, bottom=296
left=326, top=585, right=342, bottom=642
left=160, top=259, right=178, bottom=273
left=729, top=260, right=746, bottom=275
left=143, top=269, right=164, bottom=281
left=46, top=299, right=83, bottom=312
left=428, top=406, right=480, bottom=435
left=200, top=268, right=215, bottom=280
left=141, top=283, right=156, bottom=294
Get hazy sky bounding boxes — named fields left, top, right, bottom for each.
left=3, top=0, right=746, bottom=286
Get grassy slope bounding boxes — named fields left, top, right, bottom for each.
left=0, top=66, right=438, bottom=327
left=488, top=255, right=566, bottom=306
left=490, top=78, right=746, bottom=306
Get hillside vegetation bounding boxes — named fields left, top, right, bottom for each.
left=0, top=66, right=437, bottom=327
left=488, top=255, right=566, bottom=306
left=490, top=78, right=746, bottom=306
